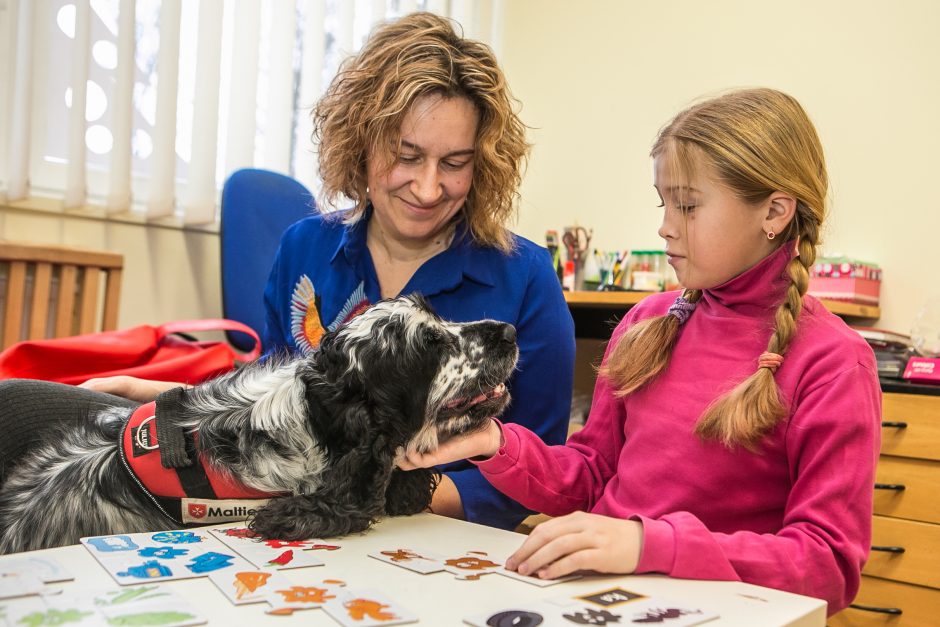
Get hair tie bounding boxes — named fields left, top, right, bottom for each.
left=667, top=296, right=697, bottom=325
left=758, top=352, right=784, bottom=374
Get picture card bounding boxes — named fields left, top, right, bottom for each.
left=367, top=548, right=446, bottom=574
left=615, top=599, right=718, bottom=625
left=432, top=550, right=503, bottom=581
left=264, top=579, right=347, bottom=616
left=322, top=589, right=418, bottom=627
left=575, top=586, right=648, bottom=607
left=209, top=526, right=337, bottom=570
left=549, top=587, right=720, bottom=626
left=207, top=567, right=293, bottom=606
left=0, top=595, right=47, bottom=627
left=91, top=586, right=206, bottom=627
left=232, top=546, right=326, bottom=570
left=81, top=529, right=240, bottom=585
left=368, top=546, right=582, bottom=586
left=495, top=566, right=582, bottom=587
left=466, top=597, right=718, bottom=627
left=97, top=600, right=206, bottom=627
left=0, top=585, right=206, bottom=627
left=0, top=556, right=73, bottom=583
left=464, top=602, right=570, bottom=627
left=0, top=572, right=44, bottom=601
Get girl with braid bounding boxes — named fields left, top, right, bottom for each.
left=400, top=88, right=881, bottom=614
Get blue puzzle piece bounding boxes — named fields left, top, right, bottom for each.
left=151, top=531, right=202, bottom=544
left=138, top=546, right=188, bottom=559
left=186, top=551, right=236, bottom=573
left=117, top=560, right=173, bottom=579
left=87, top=536, right=138, bottom=552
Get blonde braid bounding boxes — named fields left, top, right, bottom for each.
left=599, top=289, right=702, bottom=397
left=695, top=219, right=820, bottom=449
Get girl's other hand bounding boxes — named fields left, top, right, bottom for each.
left=397, top=418, right=503, bottom=470
left=506, top=512, right=643, bottom=579
left=78, top=375, right=186, bottom=403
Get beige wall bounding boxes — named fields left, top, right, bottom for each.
left=502, top=0, right=940, bottom=334
left=3, top=0, right=938, bottom=336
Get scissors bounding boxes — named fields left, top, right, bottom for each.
left=562, top=226, right=591, bottom=263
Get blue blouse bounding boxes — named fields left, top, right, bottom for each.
left=262, top=210, right=575, bottom=529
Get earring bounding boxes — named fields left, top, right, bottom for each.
left=767, top=231, right=775, bottom=240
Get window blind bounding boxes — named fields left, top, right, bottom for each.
left=0, top=0, right=503, bottom=225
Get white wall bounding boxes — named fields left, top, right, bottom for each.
left=501, top=0, right=940, bottom=333
left=3, top=1, right=938, bottom=335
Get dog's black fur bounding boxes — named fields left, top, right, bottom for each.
left=0, top=295, right=518, bottom=553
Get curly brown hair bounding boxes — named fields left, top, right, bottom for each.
left=313, top=12, right=530, bottom=252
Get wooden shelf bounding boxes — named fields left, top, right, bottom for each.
left=563, top=290, right=654, bottom=308
left=819, top=299, right=881, bottom=320
left=564, top=290, right=880, bottom=320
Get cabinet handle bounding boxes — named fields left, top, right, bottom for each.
left=881, top=421, right=908, bottom=429
left=871, top=545, right=906, bottom=554
left=874, top=483, right=906, bottom=491
left=849, top=603, right=903, bottom=615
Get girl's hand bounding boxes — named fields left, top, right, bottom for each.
left=78, top=375, right=186, bottom=403
left=397, top=418, right=503, bottom=470
left=506, top=512, right=644, bottom=579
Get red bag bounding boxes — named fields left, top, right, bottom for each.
left=0, top=320, right=261, bottom=385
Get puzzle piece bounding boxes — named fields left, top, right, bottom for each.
left=81, top=530, right=240, bottom=585
left=208, top=526, right=334, bottom=570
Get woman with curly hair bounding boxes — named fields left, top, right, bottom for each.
left=258, top=12, right=574, bottom=528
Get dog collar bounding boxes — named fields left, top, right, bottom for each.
left=119, top=399, right=274, bottom=526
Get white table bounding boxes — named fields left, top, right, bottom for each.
left=1, top=513, right=826, bottom=626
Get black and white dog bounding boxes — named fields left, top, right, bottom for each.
left=0, top=295, right=518, bottom=554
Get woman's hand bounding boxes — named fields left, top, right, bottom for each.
left=506, top=512, right=644, bottom=579
left=397, top=418, right=503, bottom=470
left=78, top=375, right=187, bottom=403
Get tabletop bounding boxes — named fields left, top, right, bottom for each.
left=0, top=513, right=826, bottom=626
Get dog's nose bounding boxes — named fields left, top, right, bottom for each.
left=501, top=324, right=516, bottom=345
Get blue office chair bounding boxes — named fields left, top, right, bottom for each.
left=220, top=168, right=317, bottom=353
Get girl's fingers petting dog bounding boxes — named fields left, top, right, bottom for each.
left=79, top=375, right=188, bottom=403
left=397, top=418, right=504, bottom=470
left=506, top=512, right=644, bottom=579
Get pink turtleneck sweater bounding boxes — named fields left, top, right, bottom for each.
left=477, top=244, right=881, bottom=615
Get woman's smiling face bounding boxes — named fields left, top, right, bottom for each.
left=366, top=93, right=479, bottom=247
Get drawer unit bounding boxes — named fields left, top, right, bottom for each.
left=863, top=516, right=940, bottom=589
left=873, top=456, right=940, bottom=524
left=832, top=391, right=940, bottom=626
left=829, top=576, right=940, bottom=627
left=880, top=394, right=940, bottom=461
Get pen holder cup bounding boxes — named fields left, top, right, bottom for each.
left=573, top=258, right=587, bottom=291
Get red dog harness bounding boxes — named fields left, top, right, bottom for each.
left=119, top=399, right=274, bottom=526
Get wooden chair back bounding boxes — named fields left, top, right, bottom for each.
left=0, top=242, right=124, bottom=349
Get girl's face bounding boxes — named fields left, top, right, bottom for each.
left=654, top=152, right=779, bottom=290
left=366, top=94, right=479, bottom=247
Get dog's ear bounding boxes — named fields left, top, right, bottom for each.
left=248, top=493, right=378, bottom=540
left=384, top=468, right=440, bottom=517
left=307, top=329, right=365, bottom=392
left=249, top=440, right=392, bottom=538
left=249, top=403, right=399, bottom=539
